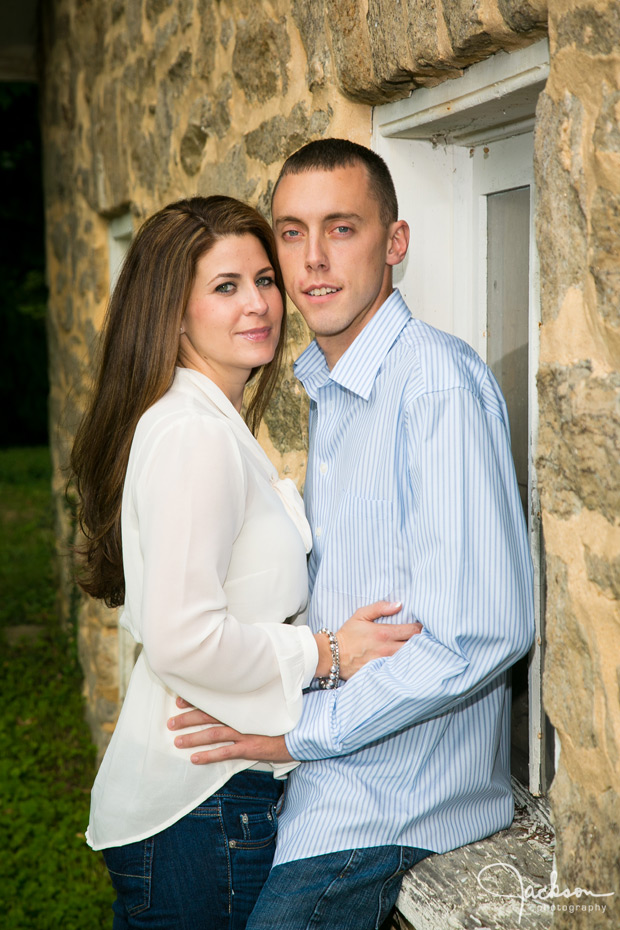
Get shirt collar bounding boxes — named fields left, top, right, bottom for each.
left=294, top=289, right=411, bottom=401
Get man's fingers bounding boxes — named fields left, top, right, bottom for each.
left=175, top=696, right=194, bottom=709
left=168, top=709, right=219, bottom=730
left=189, top=748, right=236, bottom=765
left=174, top=725, right=238, bottom=748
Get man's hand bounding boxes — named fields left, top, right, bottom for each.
left=168, top=699, right=294, bottom=765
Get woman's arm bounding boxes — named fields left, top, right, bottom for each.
left=132, top=413, right=419, bottom=736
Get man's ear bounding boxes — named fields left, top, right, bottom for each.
left=386, top=220, right=410, bottom=267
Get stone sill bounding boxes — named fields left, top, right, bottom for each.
left=394, top=782, right=555, bottom=930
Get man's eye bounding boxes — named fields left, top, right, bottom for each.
left=215, top=282, right=235, bottom=293
left=282, top=229, right=300, bottom=239
left=334, top=226, right=351, bottom=234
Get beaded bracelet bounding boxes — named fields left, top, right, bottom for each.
left=318, top=628, right=340, bottom=690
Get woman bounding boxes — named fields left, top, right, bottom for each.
left=71, top=196, right=417, bottom=929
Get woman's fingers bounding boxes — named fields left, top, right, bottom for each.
left=351, top=600, right=403, bottom=622
left=381, top=621, right=423, bottom=641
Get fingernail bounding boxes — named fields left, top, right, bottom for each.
left=174, top=736, right=183, bottom=747
left=168, top=718, right=175, bottom=728
left=191, top=754, right=199, bottom=763
left=389, top=601, right=402, bottom=608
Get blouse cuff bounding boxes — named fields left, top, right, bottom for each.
left=298, top=624, right=319, bottom=689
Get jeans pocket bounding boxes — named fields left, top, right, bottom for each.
left=102, top=837, right=154, bottom=916
left=231, top=803, right=277, bottom=850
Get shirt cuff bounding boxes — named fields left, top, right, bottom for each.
left=285, top=689, right=337, bottom=760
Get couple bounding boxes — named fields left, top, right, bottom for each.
left=72, top=139, right=534, bottom=930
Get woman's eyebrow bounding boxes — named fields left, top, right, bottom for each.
left=207, top=266, right=273, bottom=285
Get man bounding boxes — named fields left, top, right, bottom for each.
left=170, top=139, right=535, bottom=929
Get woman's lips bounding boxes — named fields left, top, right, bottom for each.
left=238, top=327, right=272, bottom=341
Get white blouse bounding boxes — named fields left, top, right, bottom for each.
left=86, top=368, right=316, bottom=850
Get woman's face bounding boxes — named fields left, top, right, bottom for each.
left=179, top=234, right=283, bottom=408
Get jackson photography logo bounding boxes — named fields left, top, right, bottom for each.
left=477, top=862, right=615, bottom=924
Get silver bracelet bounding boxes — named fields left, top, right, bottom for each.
left=318, top=628, right=340, bottom=689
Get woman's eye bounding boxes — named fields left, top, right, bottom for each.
left=256, top=276, right=275, bottom=288
left=215, top=282, right=235, bottom=294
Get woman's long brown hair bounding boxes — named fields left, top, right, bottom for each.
left=70, top=196, right=288, bottom=608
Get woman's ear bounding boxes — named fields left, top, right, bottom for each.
left=386, top=220, right=410, bottom=268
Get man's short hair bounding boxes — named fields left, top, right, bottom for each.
left=273, top=138, right=398, bottom=226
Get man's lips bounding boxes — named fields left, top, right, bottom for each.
left=303, top=286, right=342, bottom=297
left=237, top=326, right=272, bottom=341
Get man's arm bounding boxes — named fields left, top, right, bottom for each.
left=171, top=380, right=534, bottom=764
left=283, top=382, right=534, bottom=760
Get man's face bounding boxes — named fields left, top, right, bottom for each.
left=272, top=162, right=407, bottom=367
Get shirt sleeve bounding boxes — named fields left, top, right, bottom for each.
left=286, top=381, right=535, bottom=760
left=133, top=413, right=318, bottom=736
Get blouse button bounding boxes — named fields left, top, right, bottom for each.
left=315, top=527, right=323, bottom=538
left=319, top=462, right=328, bottom=474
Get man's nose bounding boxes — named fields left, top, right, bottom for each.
left=304, top=234, right=328, bottom=271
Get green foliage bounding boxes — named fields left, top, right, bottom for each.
left=0, top=448, right=114, bottom=928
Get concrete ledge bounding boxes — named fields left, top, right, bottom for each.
left=395, top=787, right=554, bottom=930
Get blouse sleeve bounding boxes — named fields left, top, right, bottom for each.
left=132, top=412, right=317, bottom=736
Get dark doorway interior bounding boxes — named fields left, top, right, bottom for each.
left=0, top=82, right=48, bottom=447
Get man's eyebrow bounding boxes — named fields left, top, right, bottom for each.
left=274, top=212, right=364, bottom=227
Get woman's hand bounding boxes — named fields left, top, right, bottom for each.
left=314, top=601, right=422, bottom=680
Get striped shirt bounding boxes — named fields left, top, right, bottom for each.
left=276, top=288, right=534, bottom=865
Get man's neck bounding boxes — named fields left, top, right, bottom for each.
left=316, top=286, right=395, bottom=370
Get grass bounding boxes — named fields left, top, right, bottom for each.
left=0, top=447, right=114, bottom=928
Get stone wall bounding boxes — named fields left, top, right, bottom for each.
left=40, top=0, right=619, bottom=924
left=534, top=2, right=620, bottom=926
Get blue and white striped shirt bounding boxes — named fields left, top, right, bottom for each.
left=276, top=289, right=534, bottom=865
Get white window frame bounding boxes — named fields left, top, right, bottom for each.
left=107, top=211, right=136, bottom=701
left=373, top=39, right=550, bottom=797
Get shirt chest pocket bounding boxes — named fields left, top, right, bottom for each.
left=317, top=494, right=395, bottom=602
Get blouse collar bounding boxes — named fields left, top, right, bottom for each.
left=173, top=368, right=312, bottom=552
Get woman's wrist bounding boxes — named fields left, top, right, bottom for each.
left=313, top=632, right=333, bottom=678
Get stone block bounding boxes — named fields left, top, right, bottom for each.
left=589, top=187, right=620, bottom=331
left=180, top=123, right=208, bottom=176
left=498, top=0, right=547, bottom=34
left=263, top=369, right=309, bottom=455
left=555, top=4, right=620, bottom=56
left=195, top=0, right=217, bottom=78
left=535, top=93, right=588, bottom=322
left=549, top=764, right=619, bottom=929
left=145, top=0, right=173, bottom=23
left=245, top=103, right=330, bottom=165
left=324, top=0, right=378, bottom=102
left=537, top=366, right=620, bottom=522
left=232, top=11, right=290, bottom=102
left=291, top=0, right=331, bottom=89
left=197, top=143, right=258, bottom=202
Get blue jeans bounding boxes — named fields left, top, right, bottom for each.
left=101, top=770, right=283, bottom=929
left=246, top=845, right=432, bottom=930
